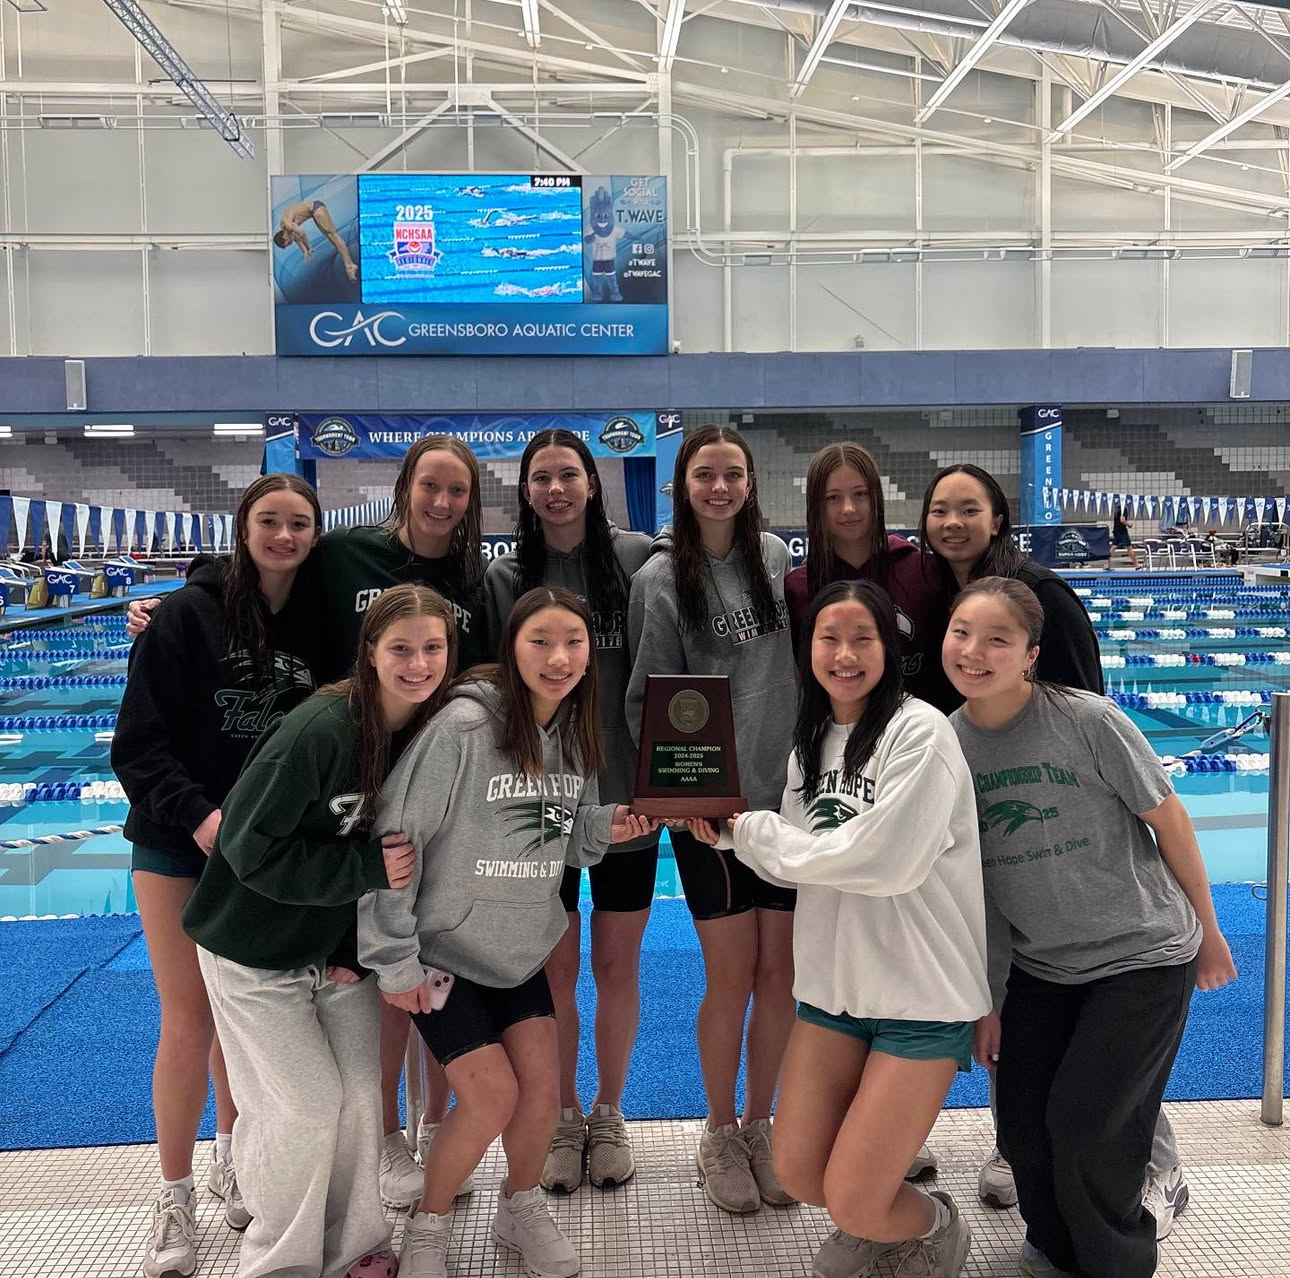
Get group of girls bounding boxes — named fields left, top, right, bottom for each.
left=112, top=425, right=1236, bottom=1278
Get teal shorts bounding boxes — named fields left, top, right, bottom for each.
left=797, top=1002, right=974, bottom=1073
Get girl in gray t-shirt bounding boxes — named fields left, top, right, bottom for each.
left=943, top=575, right=1236, bottom=1278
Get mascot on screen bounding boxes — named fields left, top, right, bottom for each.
left=585, top=185, right=627, bottom=302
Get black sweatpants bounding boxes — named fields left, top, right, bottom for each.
left=996, top=958, right=1196, bottom=1278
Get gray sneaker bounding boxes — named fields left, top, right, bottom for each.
left=142, top=1187, right=197, bottom=1278
left=890, top=1192, right=971, bottom=1278
left=1019, top=1240, right=1077, bottom=1278
left=740, top=1118, right=796, bottom=1206
left=586, top=1104, right=635, bottom=1188
left=493, top=1183, right=580, bottom=1278
left=906, top=1144, right=937, bottom=1181
left=977, top=1147, right=1018, bottom=1209
left=811, top=1228, right=898, bottom=1278
left=416, top=1118, right=475, bottom=1197
left=697, top=1122, right=760, bottom=1214
left=540, top=1107, right=587, bottom=1193
left=206, top=1149, right=251, bottom=1230
left=399, top=1209, right=453, bottom=1278
left=1142, top=1164, right=1189, bottom=1240
left=379, top=1130, right=425, bottom=1209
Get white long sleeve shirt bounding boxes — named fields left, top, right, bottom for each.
left=730, top=697, right=991, bottom=1023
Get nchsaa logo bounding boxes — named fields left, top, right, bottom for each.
left=599, top=416, right=646, bottom=455
left=313, top=417, right=359, bottom=457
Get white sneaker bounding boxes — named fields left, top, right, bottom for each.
left=1143, top=1164, right=1190, bottom=1240
left=493, top=1183, right=580, bottom=1278
left=906, top=1144, right=938, bottom=1181
left=206, top=1149, right=251, bottom=1230
left=142, top=1187, right=197, bottom=1278
left=540, top=1107, right=587, bottom=1193
left=811, top=1228, right=898, bottom=1278
left=977, top=1147, right=1018, bottom=1209
left=417, top=1117, right=475, bottom=1197
left=380, top=1130, right=425, bottom=1210
left=399, top=1209, right=453, bottom=1278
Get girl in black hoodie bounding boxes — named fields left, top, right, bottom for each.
left=111, top=474, right=325, bottom=1278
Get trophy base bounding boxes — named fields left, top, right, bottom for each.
left=632, top=797, right=750, bottom=818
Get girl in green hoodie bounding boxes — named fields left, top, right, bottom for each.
left=185, top=584, right=458, bottom=1278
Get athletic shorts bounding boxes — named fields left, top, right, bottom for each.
left=411, top=969, right=554, bottom=1067
left=131, top=842, right=208, bottom=880
left=668, top=826, right=796, bottom=922
left=558, top=839, right=661, bottom=913
left=797, top=1002, right=974, bottom=1073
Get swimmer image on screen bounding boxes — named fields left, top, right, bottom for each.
left=584, top=185, right=627, bottom=303
left=357, top=173, right=585, bottom=305
left=273, top=199, right=359, bottom=282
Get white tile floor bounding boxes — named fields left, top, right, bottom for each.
left=1, top=1102, right=1286, bottom=1278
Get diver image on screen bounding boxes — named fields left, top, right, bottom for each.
left=270, top=176, right=362, bottom=306
left=274, top=200, right=359, bottom=281
left=358, top=174, right=584, bottom=305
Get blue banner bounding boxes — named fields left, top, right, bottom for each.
left=1017, top=524, right=1110, bottom=567
left=1018, top=406, right=1063, bottom=526
left=654, top=411, right=684, bottom=533
left=271, top=172, right=668, bottom=357
left=299, top=412, right=657, bottom=462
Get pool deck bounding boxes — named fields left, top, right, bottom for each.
left=2, top=1103, right=1286, bottom=1278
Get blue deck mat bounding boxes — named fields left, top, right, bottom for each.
left=0, top=887, right=1284, bottom=1150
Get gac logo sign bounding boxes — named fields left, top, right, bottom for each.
left=308, top=310, right=406, bottom=349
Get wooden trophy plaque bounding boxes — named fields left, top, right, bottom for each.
left=632, top=674, right=748, bottom=818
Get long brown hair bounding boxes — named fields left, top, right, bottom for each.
left=382, top=435, right=484, bottom=586
left=223, top=473, right=322, bottom=670
left=472, top=586, right=603, bottom=779
left=670, top=425, right=776, bottom=633
left=324, top=584, right=459, bottom=816
left=804, top=443, right=889, bottom=599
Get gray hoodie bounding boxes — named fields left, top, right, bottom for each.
left=626, top=532, right=796, bottom=810
left=357, top=680, right=616, bottom=991
left=482, top=525, right=654, bottom=814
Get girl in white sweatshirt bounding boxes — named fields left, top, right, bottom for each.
left=689, top=579, right=990, bottom=1278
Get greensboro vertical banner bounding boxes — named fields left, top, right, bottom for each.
left=1019, top=406, right=1063, bottom=525
left=271, top=173, right=668, bottom=356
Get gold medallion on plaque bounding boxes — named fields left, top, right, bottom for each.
left=667, top=689, right=710, bottom=734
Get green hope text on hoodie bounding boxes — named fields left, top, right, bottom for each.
left=357, top=681, right=616, bottom=992
left=625, top=532, right=796, bottom=811
left=481, top=525, right=653, bottom=813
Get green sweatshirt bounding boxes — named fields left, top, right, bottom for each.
left=314, top=525, right=489, bottom=679
left=182, top=693, right=390, bottom=970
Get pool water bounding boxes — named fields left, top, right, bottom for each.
left=0, top=571, right=1281, bottom=917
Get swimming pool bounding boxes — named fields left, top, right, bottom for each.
left=1, top=571, right=1281, bottom=917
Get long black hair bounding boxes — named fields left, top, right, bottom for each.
left=793, top=579, right=906, bottom=801
left=917, top=463, right=1023, bottom=579
left=224, top=473, right=322, bottom=672
left=671, top=424, right=777, bottom=633
left=514, top=428, right=629, bottom=621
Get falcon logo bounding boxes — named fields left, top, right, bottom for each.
left=980, top=799, right=1056, bottom=838
left=501, top=800, right=576, bottom=858
left=807, top=796, right=859, bottom=833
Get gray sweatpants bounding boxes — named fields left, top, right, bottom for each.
left=198, top=950, right=390, bottom=1278
left=989, top=1067, right=1180, bottom=1177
